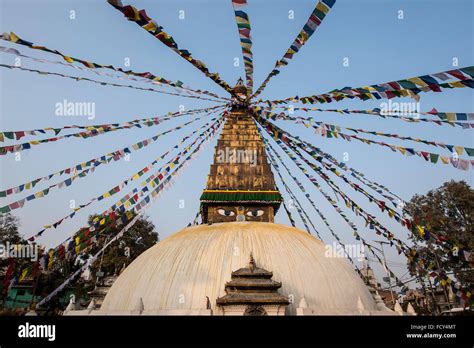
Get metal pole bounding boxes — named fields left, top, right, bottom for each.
left=94, top=236, right=109, bottom=290
left=426, top=275, right=439, bottom=315
left=378, top=242, right=395, bottom=306
left=433, top=251, right=452, bottom=310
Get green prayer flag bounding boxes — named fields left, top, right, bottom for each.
left=465, top=147, right=474, bottom=156
left=429, top=153, right=439, bottom=163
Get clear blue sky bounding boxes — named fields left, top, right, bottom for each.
left=0, top=0, right=473, bottom=288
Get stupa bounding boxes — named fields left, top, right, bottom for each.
left=68, top=80, right=395, bottom=316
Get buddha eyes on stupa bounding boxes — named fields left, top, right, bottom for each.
left=246, top=210, right=264, bottom=217
left=217, top=209, right=235, bottom=217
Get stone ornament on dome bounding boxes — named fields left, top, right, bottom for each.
left=249, top=252, right=256, bottom=273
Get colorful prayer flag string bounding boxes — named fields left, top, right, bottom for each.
left=253, top=109, right=472, bottom=257
left=231, top=0, right=254, bottom=94
left=35, top=112, right=225, bottom=277
left=0, top=114, right=225, bottom=214
left=251, top=0, right=336, bottom=99
left=258, top=109, right=474, bottom=159
left=257, top=120, right=411, bottom=254
left=0, top=63, right=226, bottom=103
left=263, top=136, right=409, bottom=284
left=24, top=112, right=226, bottom=241
left=108, top=0, right=234, bottom=94
left=261, top=66, right=474, bottom=105
left=0, top=105, right=227, bottom=156
left=36, top=115, right=224, bottom=304
left=0, top=33, right=229, bottom=101
left=0, top=106, right=225, bottom=198
left=0, top=104, right=225, bottom=144
left=266, top=146, right=320, bottom=237
left=257, top=105, right=474, bottom=128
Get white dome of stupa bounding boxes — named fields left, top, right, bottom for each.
left=98, top=222, right=391, bottom=315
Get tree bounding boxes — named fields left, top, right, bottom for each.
left=0, top=213, right=27, bottom=272
left=86, top=213, right=159, bottom=280
left=35, top=212, right=158, bottom=312
left=0, top=213, right=29, bottom=302
left=0, top=213, right=23, bottom=245
left=405, top=180, right=473, bottom=288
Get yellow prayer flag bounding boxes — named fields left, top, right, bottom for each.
left=397, top=147, right=407, bottom=155
left=407, top=77, right=428, bottom=87
left=399, top=90, right=410, bottom=97
left=416, top=225, right=425, bottom=237
left=316, top=1, right=329, bottom=14
left=454, top=146, right=464, bottom=155
left=143, top=21, right=157, bottom=31
left=9, top=32, right=20, bottom=42
left=446, top=113, right=456, bottom=122
left=129, top=5, right=141, bottom=20
left=440, top=156, right=450, bottom=164
left=63, top=56, right=74, bottom=63
left=19, top=268, right=29, bottom=281
left=299, top=31, right=309, bottom=43
left=450, top=81, right=466, bottom=88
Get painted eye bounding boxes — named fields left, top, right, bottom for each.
left=246, top=210, right=264, bottom=217
left=218, top=209, right=235, bottom=217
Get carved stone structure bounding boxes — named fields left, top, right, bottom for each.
left=216, top=254, right=289, bottom=315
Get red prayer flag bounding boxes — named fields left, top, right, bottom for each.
left=446, top=69, right=467, bottom=81
left=232, top=0, right=247, bottom=8
left=428, top=107, right=438, bottom=115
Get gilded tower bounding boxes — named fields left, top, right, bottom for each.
left=199, top=79, right=282, bottom=223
